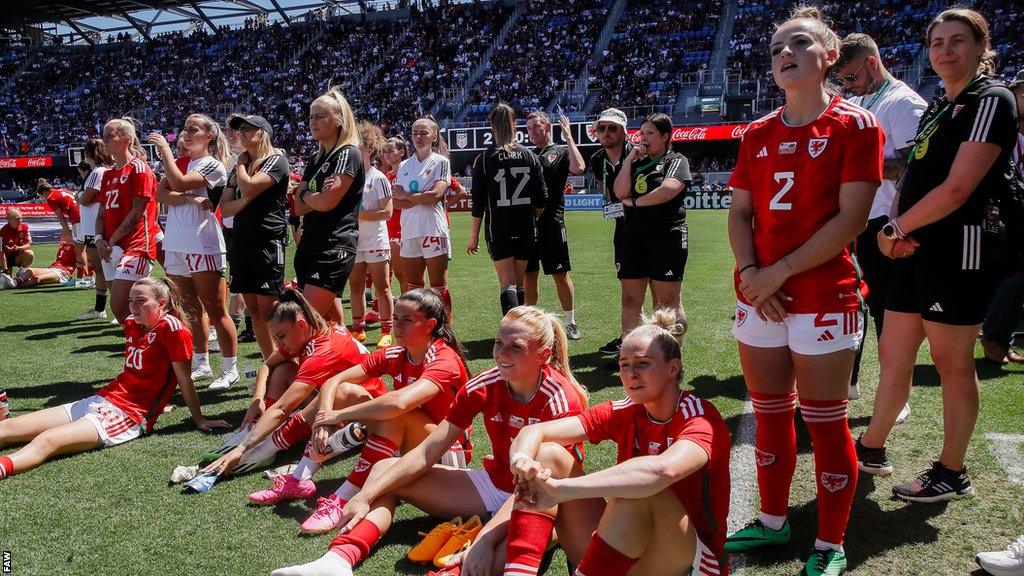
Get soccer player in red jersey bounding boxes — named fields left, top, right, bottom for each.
left=510, top=309, right=730, bottom=576
left=41, top=179, right=89, bottom=283
left=724, top=7, right=884, bottom=575
left=204, top=289, right=385, bottom=478
left=264, top=288, right=469, bottom=534
left=0, top=208, right=33, bottom=279
left=2, top=239, right=77, bottom=289
left=272, top=306, right=589, bottom=576
left=0, top=278, right=229, bottom=480
left=94, top=117, right=160, bottom=324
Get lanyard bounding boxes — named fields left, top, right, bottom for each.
left=908, top=76, right=982, bottom=163
left=863, top=76, right=892, bottom=112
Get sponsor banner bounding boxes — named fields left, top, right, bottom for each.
left=683, top=190, right=732, bottom=210
left=0, top=203, right=55, bottom=217
left=446, top=122, right=746, bottom=152
left=0, top=156, right=53, bottom=169
left=565, top=194, right=605, bottom=211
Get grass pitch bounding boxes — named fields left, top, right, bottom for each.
left=0, top=211, right=1021, bottom=576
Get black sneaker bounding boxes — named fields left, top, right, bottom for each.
left=238, top=328, right=256, bottom=343
left=892, top=461, right=976, bottom=503
left=855, top=435, right=893, bottom=476
left=598, top=337, right=622, bottom=355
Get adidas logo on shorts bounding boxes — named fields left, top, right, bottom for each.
left=929, top=302, right=944, bottom=312
left=817, top=330, right=835, bottom=342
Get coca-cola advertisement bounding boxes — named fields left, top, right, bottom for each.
left=0, top=156, right=54, bottom=169
left=626, top=123, right=747, bottom=144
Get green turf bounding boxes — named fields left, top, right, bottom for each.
left=1, top=211, right=1021, bottom=576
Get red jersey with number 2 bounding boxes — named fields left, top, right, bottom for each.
left=99, top=158, right=159, bottom=258
left=728, top=96, right=884, bottom=313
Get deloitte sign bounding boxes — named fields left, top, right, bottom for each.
left=683, top=190, right=732, bottom=210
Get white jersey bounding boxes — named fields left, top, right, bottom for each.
left=396, top=152, right=451, bottom=238
left=162, top=156, right=228, bottom=254
left=358, top=166, right=392, bottom=251
left=848, top=78, right=927, bottom=219
left=77, top=166, right=107, bottom=237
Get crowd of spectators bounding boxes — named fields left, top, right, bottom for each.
left=462, top=0, right=611, bottom=120
left=593, top=0, right=721, bottom=113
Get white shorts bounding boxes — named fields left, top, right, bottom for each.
left=400, top=236, right=449, bottom=259
left=692, top=535, right=720, bottom=576
left=71, top=222, right=84, bottom=244
left=732, top=301, right=863, bottom=356
left=355, top=248, right=390, bottom=264
left=464, top=468, right=512, bottom=515
left=164, top=251, right=226, bottom=276
left=63, top=395, right=143, bottom=447
left=101, top=246, right=153, bottom=282
left=46, top=268, right=71, bottom=283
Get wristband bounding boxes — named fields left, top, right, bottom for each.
left=738, top=264, right=757, bottom=275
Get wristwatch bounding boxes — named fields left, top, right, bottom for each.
left=881, top=219, right=904, bottom=240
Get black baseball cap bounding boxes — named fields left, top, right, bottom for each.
left=228, top=114, right=273, bottom=137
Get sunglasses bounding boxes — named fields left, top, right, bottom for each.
left=596, top=124, right=620, bottom=133
left=836, top=58, right=870, bottom=84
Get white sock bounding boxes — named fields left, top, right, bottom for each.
left=292, top=456, right=322, bottom=481
left=193, top=353, right=209, bottom=369
left=243, top=436, right=281, bottom=464
left=759, top=512, right=787, bottom=531
left=332, top=480, right=360, bottom=501
left=270, top=551, right=352, bottom=576
left=564, top=309, right=575, bottom=325
left=222, top=356, right=238, bottom=374
left=814, top=539, right=843, bottom=553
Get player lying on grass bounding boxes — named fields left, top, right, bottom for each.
left=510, top=309, right=732, bottom=576
left=203, top=288, right=385, bottom=476
left=246, top=288, right=470, bottom=535
left=0, top=277, right=229, bottom=480
left=0, top=239, right=78, bottom=290
left=272, top=306, right=595, bottom=576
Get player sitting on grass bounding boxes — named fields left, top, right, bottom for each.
left=510, top=309, right=732, bottom=576
left=271, top=306, right=591, bottom=576
left=0, top=239, right=77, bottom=290
left=247, top=288, right=470, bottom=535
left=203, top=288, right=386, bottom=477
left=0, top=277, right=229, bottom=480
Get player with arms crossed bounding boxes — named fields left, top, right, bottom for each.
left=468, top=103, right=548, bottom=315
left=724, top=7, right=884, bottom=576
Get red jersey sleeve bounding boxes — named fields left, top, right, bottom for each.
left=446, top=377, right=488, bottom=430
left=360, top=347, right=396, bottom=378
left=675, top=412, right=717, bottom=460
left=728, top=130, right=755, bottom=191
left=840, top=115, right=884, bottom=185
left=20, top=223, right=30, bottom=245
left=419, top=350, right=463, bottom=394
left=131, top=164, right=158, bottom=201
left=293, top=350, right=337, bottom=389
left=161, top=316, right=194, bottom=364
left=578, top=401, right=618, bottom=445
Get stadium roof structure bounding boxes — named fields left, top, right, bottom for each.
left=2, top=0, right=376, bottom=45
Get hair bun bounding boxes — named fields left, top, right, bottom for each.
left=648, top=308, right=689, bottom=341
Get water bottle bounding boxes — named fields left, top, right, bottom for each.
left=328, top=422, right=368, bottom=454
left=0, top=388, right=8, bottom=421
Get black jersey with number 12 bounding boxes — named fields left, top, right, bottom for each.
left=471, top=143, right=548, bottom=242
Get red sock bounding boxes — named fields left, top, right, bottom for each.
left=76, top=267, right=85, bottom=279
left=328, top=518, right=381, bottom=566
left=750, top=390, right=798, bottom=517
left=271, top=412, right=312, bottom=450
left=345, top=434, right=398, bottom=489
left=352, top=315, right=365, bottom=333
left=0, top=455, right=13, bottom=479
left=380, top=320, right=393, bottom=335
left=435, top=285, right=452, bottom=317
left=504, top=510, right=555, bottom=576
left=574, top=533, right=637, bottom=576
left=801, top=398, right=857, bottom=546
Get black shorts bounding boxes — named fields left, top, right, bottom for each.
left=222, top=226, right=234, bottom=254
left=487, top=235, right=535, bottom=262
left=228, top=237, right=286, bottom=296
left=526, top=219, right=572, bottom=275
left=294, top=243, right=355, bottom=297
left=885, top=224, right=1000, bottom=325
left=616, top=223, right=688, bottom=282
